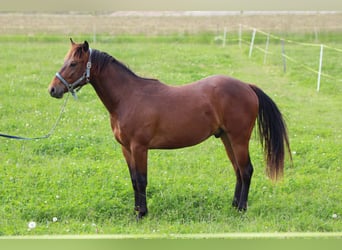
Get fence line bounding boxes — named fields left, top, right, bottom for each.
left=251, top=27, right=321, bottom=48
left=242, top=25, right=342, bottom=50
left=227, top=25, right=342, bottom=91
left=252, top=43, right=334, bottom=80
left=323, top=44, right=342, bottom=53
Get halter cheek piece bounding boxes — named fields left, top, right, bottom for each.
left=55, top=48, right=92, bottom=99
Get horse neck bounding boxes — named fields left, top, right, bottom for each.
left=89, top=60, right=151, bottom=113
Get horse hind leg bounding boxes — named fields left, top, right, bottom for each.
left=221, top=133, right=254, bottom=211
left=236, top=153, right=254, bottom=211
left=220, top=134, right=240, bottom=207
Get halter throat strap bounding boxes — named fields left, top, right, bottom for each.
left=55, top=48, right=92, bottom=99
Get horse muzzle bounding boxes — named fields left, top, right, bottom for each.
left=48, top=82, right=65, bottom=99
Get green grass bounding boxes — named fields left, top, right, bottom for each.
left=0, top=33, right=341, bottom=235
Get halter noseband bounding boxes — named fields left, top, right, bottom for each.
left=55, top=48, right=92, bottom=99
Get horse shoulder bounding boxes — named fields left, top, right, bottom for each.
left=110, top=99, right=159, bottom=148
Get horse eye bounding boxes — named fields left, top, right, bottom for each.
left=70, top=61, right=77, bottom=67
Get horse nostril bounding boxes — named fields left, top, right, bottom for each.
left=49, top=87, right=57, bottom=97
left=48, top=86, right=63, bottom=98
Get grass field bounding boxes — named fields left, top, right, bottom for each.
left=0, top=26, right=341, bottom=235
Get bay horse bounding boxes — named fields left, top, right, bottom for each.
left=48, top=39, right=291, bottom=219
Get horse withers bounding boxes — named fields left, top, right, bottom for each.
left=48, top=39, right=291, bottom=219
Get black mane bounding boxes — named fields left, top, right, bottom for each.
left=91, top=49, right=157, bottom=81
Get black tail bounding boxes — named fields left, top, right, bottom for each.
left=250, top=85, right=291, bottom=180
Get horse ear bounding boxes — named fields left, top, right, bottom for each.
left=83, top=41, right=89, bottom=52
left=70, top=38, right=75, bottom=45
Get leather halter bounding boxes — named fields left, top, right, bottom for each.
left=55, top=48, right=92, bottom=99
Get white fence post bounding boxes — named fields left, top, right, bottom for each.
left=317, top=44, right=324, bottom=92
left=281, top=39, right=286, bottom=73
left=249, top=28, right=256, bottom=58
left=223, top=27, right=227, bottom=47
left=263, top=33, right=270, bottom=64
left=238, top=24, right=242, bottom=48
left=93, top=24, right=97, bottom=44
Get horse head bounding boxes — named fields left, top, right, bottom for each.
left=48, top=39, right=92, bottom=99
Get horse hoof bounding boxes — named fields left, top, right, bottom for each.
left=135, top=209, right=148, bottom=221
left=136, top=213, right=146, bottom=221
left=237, top=205, right=247, bottom=212
left=232, top=200, right=239, bottom=208
left=238, top=208, right=247, bottom=213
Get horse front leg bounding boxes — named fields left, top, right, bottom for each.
left=122, top=145, right=148, bottom=219
left=135, top=171, right=148, bottom=219
left=132, top=144, right=149, bottom=219
left=122, top=147, right=139, bottom=212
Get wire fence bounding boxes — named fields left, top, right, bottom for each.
left=217, top=24, right=342, bottom=92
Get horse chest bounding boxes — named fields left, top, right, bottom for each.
left=112, top=118, right=141, bottom=148
left=110, top=115, right=127, bottom=146
left=113, top=128, right=124, bottom=145
left=112, top=122, right=129, bottom=146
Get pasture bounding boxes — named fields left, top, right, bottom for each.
left=0, top=15, right=341, bottom=235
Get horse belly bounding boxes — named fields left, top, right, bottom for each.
left=149, top=109, right=217, bottom=149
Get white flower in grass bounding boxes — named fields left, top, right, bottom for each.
left=52, top=217, right=58, bottom=222
left=28, top=221, right=36, bottom=229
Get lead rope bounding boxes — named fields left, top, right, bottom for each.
left=0, top=93, right=69, bottom=140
